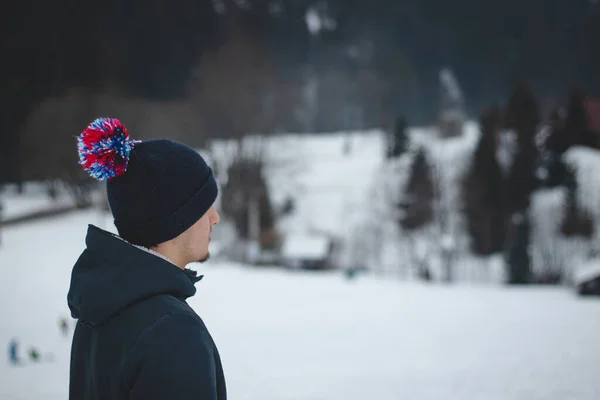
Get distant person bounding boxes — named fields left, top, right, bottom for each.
left=0, top=201, right=3, bottom=246
left=28, top=347, right=40, bottom=363
left=59, top=317, right=69, bottom=337
left=8, top=338, right=19, bottom=365
left=67, top=118, right=226, bottom=399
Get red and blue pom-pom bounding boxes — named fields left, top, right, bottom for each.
left=77, top=117, right=137, bottom=181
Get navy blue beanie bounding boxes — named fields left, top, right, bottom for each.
left=77, top=117, right=218, bottom=246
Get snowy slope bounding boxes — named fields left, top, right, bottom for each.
left=204, top=126, right=599, bottom=284
left=208, top=123, right=505, bottom=281
left=209, top=130, right=385, bottom=239
left=266, top=131, right=384, bottom=238
left=1, top=211, right=600, bottom=399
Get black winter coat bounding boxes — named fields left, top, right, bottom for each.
left=67, top=225, right=226, bottom=400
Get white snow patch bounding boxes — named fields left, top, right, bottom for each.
left=563, top=146, right=600, bottom=220
left=1, top=183, right=75, bottom=221
left=281, top=233, right=330, bottom=260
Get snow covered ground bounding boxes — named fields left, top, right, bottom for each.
left=1, top=183, right=75, bottom=221
left=1, top=211, right=600, bottom=400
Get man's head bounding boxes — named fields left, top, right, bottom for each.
left=151, top=205, right=220, bottom=267
left=77, top=117, right=220, bottom=268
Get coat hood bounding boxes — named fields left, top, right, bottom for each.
left=67, top=225, right=203, bottom=327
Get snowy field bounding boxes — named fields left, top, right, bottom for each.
left=1, top=211, right=600, bottom=400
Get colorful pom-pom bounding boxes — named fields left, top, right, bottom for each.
left=77, top=117, right=137, bottom=181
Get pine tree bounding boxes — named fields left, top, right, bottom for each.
left=505, top=81, right=540, bottom=213
left=565, top=88, right=597, bottom=149
left=399, top=148, right=434, bottom=230
left=545, top=89, right=597, bottom=156
left=505, top=80, right=540, bottom=143
left=540, top=89, right=596, bottom=189
left=505, top=213, right=532, bottom=284
left=461, top=107, right=506, bottom=255
left=541, top=107, right=569, bottom=188
left=544, top=106, right=569, bottom=155
left=385, top=129, right=395, bottom=159
left=560, top=164, right=594, bottom=238
left=386, top=117, right=409, bottom=159
left=392, top=117, right=408, bottom=157
left=507, top=146, right=539, bottom=212
left=539, top=154, right=569, bottom=189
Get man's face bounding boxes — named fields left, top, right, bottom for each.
left=181, top=205, right=220, bottom=264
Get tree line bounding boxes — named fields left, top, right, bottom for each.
left=2, top=0, right=599, bottom=184
left=388, top=83, right=598, bottom=284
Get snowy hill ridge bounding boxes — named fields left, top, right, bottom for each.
left=209, top=123, right=500, bottom=281
left=207, top=124, right=600, bottom=284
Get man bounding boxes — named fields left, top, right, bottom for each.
left=67, top=117, right=226, bottom=399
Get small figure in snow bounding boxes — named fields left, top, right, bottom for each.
left=343, top=137, right=352, bottom=155
left=59, top=317, right=69, bottom=337
left=8, top=338, right=19, bottom=366
left=29, top=347, right=40, bottom=363
left=344, top=267, right=360, bottom=280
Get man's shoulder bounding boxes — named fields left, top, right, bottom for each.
left=131, top=299, right=212, bottom=354
left=121, top=299, right=215, bottom=389
left=137, top=294, right=205, bottom=327
left=113, top=293, right=202, bottom=338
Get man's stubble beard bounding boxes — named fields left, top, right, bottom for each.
left=195, top=252, right=210, bottom=264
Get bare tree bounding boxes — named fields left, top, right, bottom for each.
left=220, top=138, right=278, bottom=252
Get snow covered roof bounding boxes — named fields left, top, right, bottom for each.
left=574, top=260, right=600, bottom=285
left=281, top=233, right=330, bottom=260
left=563, top=146, right=600, bottom=219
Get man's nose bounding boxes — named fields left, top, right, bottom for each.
left=212, top=209, right=221, bottom=225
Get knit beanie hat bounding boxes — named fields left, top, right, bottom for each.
left=77, top=117, right=218, bottom=246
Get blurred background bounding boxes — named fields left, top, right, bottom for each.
left=1, top=1, right=600, bottom=399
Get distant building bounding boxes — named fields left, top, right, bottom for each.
left=280, top=233, right=332, bottom=269
left=574, top=260, right=600, bottom=296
